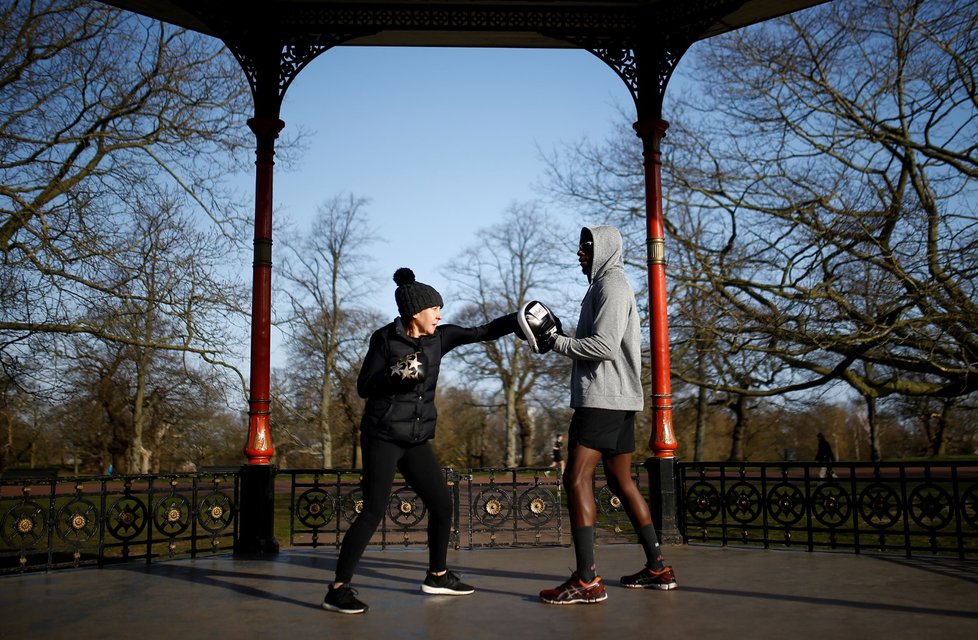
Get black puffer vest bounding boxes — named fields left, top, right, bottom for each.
left=357, top=315, right=515, bottom=443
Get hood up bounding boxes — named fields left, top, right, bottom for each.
left=583, top=225, right=625, bottom=284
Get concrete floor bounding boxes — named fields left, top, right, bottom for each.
left=2, top=544, right=977, bottom=639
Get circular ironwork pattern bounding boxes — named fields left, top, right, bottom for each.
left=388, top=488, right=425, bottom=526
left=596, top=485, right=624, bottom=516
left=517, top=487, right=557, bottom=527
left=197, top=491, right=234, bottom=533
left=295, top=488, right=336, bottom=528
left=858, top=483, right=902, bottom=530
left=106, top=496, right=148, bottom=541
left=766, top=482, right=805, bottom=526
left=961, top=484, right=978, bottom=529
left=811, top=483, right=851, bottom=528
left=1, top=501, right=46, bottom=547
left=908, top=483, right=953, bottom=531
left=340, top=491, right=364, bottom=523
left=684, top=481, right=720, bottom=524
left=55, top=498, right=99, bottom=544
left=473, top=486, right=512, bottom=526
left=724, top=481, right=762, bottom=524
left=154, top=495, right=191, bottom=536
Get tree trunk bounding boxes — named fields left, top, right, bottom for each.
left=319, top=355, right=334, bottom=469
left=504, top=383, right=518, bottom=467
left=694, top=357, right=708, bottom=462
left=516, top=397, right=534, bottom=466
left=866, top=395, right=881, bottom=462
left=130, top=355, right=148, bottom=473
left=928, top=400, right=951, bottom=458
left=727, top=394, right=748, bottom=462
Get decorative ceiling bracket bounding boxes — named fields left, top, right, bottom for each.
left=173, top=1, right=378, bottom=118
left=549, top=30, right=687, bottom=122
left=226, top=37, right=364, bottom=118
left=549, top=0, right=749, bottom=121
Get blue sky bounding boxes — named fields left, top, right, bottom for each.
left=267, top=46, right=637, bottom=317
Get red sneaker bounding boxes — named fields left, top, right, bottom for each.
left=620, top=566, right=678, bottom=590
left=539, top=573, right=608, bottom=605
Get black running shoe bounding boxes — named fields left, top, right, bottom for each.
left=421, top=570, right=475, bottom=595
left=620, top=566, right=678, bottom=590
left=322, top=584, right=369, bottom=614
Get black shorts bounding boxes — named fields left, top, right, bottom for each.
left=568, top=408, right=636, bottom=456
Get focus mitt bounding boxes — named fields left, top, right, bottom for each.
left=518, top=300, right=562, bottom=354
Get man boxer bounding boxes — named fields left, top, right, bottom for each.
left=520, top=225, right=678, bottom=605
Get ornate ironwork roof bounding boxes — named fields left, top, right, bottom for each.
left=97, top=1, right=831, bottom=120
left=100, top=1, right=829, bottom=48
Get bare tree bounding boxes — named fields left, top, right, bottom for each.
left=545, top=0, right=978, bottom=459
left=0, top=371, right=50, bottom=469
left=429, top=384, right=496, bottom=469
left=444, top=201, right=570, bottom=467
left=1, top=1, right=254, bottom=390
left=670, top=0, right=978, bottom=399
left=54, top=338, right=242, bottom=474
left=45, top=192, right=248, bottom=473
left=276, top=194, right=383, bottom=468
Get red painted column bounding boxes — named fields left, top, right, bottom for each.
left=634, top=118, right=678, bottom=458
left=243, top=116, right=284, bottom=465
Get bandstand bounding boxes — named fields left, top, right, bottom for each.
left=99, top=0, right=829, bottom=554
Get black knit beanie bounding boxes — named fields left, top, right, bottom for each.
left=393, top=268, right=443, bottom=319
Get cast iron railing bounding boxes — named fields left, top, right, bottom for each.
left=0, top=469, right=238, bottom=574
left=285, top=465, right=642, bottom=550
left=285, top=467, right=466, bottom=549
left=6, top=460, right=975, bottom=574
left=287, top=467, right=573, bottom=550
left=676, top=461, right=978, bottom=559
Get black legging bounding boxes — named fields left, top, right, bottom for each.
left=334, top=436, right=453, bottom=584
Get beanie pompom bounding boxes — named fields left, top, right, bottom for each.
left=393, top=268, right=443, bottom=319
left=393, top=268, right=416, bottom=286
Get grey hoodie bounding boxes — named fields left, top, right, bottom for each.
left=552, top=225, right=645, bottom=411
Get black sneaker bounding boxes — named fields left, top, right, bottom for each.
left=322, top=584, right=368, bottom=614
left=421, top=570, right=475, bottom=595
left=620, top=566, right=678, bottom=590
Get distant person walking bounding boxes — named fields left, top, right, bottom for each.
left=815, top=432, right=836, bottom=479
left=547, top=434, right=565, bottom=476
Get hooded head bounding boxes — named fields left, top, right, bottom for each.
left=578, top=225, right=625, bottom=283
left=393, top=268, right=443, bottom=320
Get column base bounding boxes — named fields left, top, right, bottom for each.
left=643, top=457, right=683, bottom=545
left=234, top=464, right=280, bottom=556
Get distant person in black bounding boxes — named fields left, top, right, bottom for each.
left=547, top=433, right=565, bottom=476
left=815, top=432, right=837, bottom=479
